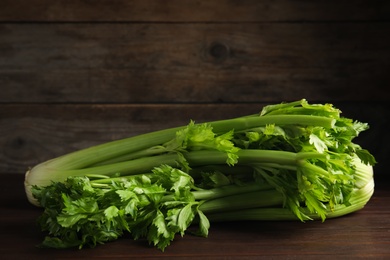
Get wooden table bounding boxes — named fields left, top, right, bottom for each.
left=1, top=173, right=389, bottom=259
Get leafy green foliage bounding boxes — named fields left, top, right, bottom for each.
left=33, top=165, right=208, bottom=251
left=164, top=120, right=240, bottom=165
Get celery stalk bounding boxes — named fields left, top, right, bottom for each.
left=25, top=114, right=334, bottom=205
left=26, top=99, right=376, bottom=251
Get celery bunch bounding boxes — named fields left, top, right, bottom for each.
left=25, top=99, right=376, bottom=251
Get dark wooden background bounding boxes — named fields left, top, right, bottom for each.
left=1, top=1, right=389, bottom=183
left=1, top=1, right=390, bottom=259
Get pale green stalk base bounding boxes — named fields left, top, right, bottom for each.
left=204, top=178, right=374, bottom=222
left=204, top=160, right=374, bottom=222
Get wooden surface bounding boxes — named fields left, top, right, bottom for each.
left=1, top=173, right=389, bottom=259
left=1, top=1, right=389, bottom=258
left=1, top=0, right=389, bottom=22
left=1, top=22, right=389, bottom=103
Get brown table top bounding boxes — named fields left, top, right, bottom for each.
left=1, top=173, right=389, bottom=259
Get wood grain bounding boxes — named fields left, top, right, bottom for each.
left=1, top=0, right=389, bottom=22
left=1, top=23, right=389, bottom=103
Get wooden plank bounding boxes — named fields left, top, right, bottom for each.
left=1, top=0, right=389, bottom=22
left=0, top=103, right=388, bottom=182
left=1, top=23, right=389, bottom=103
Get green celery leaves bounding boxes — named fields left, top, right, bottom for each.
left=33, top=165, right=206, bottom=251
